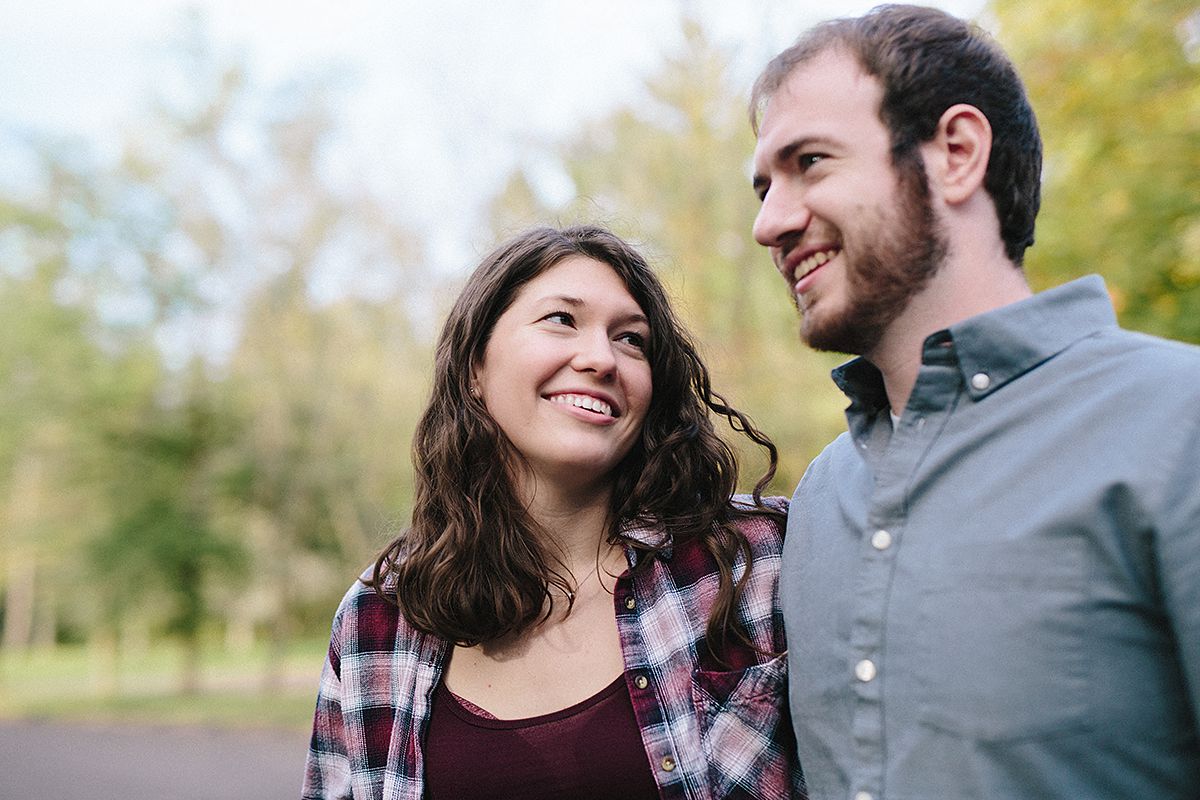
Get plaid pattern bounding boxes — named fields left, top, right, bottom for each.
left=302, top=496, right=804, bottom=800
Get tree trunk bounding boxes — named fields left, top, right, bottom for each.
left=1, top=453, right=43, bottom=654
left=1, top=554, right=35, bottom=654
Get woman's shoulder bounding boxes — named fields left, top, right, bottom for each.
left=727, top=493, right=788, bottom=549
left=730, top=493, right=788, bottom=515
left=326, top=575, right=445, bottom=674
left=329, top=565, right=408, bottom=637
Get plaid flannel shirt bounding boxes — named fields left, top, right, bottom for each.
left=302, top=496, right=804, bottom=800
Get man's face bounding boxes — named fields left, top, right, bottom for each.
left=751, top=48, right=945, bottom=356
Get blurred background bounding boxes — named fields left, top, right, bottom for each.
left=0, top=0, right=1196, bottom=780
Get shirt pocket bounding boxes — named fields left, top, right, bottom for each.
left=691, top=652, right=791, bottom=800
left=915, top=537, right=1091, bottom=741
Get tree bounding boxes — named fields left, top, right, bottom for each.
left=0, top=256, right=97, bottom=654
left=89, top=367, right=247, bottom=693
left=0, top=12, right=432, bottom=679
left=0, top=176, right=154, bottom=655
left=992, top=0, right=1200, bottom=341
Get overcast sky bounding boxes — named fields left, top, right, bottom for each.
left=0, top=0, right=988, bottom=266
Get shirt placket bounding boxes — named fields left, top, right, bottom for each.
left=613, top=557, right=695, bottom=800
left=846, top=350, right=962, bottom=800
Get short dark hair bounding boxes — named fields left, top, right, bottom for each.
left=751, top=4, right=1042, bottom=265
left=369, top=225, right=781, bottom=658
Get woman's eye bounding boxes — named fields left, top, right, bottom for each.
left=542, top=311, right=574, bottom=326
left=618, top=331, right=647, bottom=350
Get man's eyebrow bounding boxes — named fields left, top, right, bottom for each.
left=753, top=136, right=827, bottom=191
left=754, top=140, right=802, bottom=193
left=775, top=136, right=836, bottom=165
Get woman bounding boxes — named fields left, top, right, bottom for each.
left=302, top=225, right=802, bottom=799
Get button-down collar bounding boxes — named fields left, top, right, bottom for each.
left=832, top=275, right=1118, bottom=414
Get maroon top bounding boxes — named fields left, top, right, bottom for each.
left=424, top=675, right=661, bottom=799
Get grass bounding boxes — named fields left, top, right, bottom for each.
left=0, top=638, right=328, bottom=731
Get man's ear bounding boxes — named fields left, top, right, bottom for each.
left=923, top=103, right=992, bottom=206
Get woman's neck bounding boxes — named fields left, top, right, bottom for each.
left=520, top=479, right=615, bottom=572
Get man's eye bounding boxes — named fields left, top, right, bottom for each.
left=799, top=153, right=827, bottom=170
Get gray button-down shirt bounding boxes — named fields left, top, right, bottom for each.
left=784, top=276, right=1200, bottom=799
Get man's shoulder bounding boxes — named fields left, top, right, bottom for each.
left=787, top=430, right=864, bottom=510
left=1101, top=325, right=1200, bottom=357
left=1082, top=326, right=1200, bottom=390
left=803, top=430, right=861, bottom=476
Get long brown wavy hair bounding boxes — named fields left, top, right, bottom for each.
left=368, top=225, right=782, bottom=657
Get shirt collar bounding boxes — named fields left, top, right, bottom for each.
left=832, top=275, right=1119, bottom=412
left=619, top=517, right=673, bottom=563
left=948, top=274, right=1117, bottom=400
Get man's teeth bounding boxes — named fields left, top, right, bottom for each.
left=550, top=393, right=614, bottom=417
left=794, top=248, right=840, bottom=281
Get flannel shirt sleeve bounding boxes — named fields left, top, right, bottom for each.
left=302, top=603, right=354, bottom=800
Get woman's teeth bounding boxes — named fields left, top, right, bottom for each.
left=550, top=393, right=614, bottom=417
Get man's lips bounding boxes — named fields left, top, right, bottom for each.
left=781, top=246, right=841, bottom=292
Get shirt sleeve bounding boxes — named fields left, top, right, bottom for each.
left=301, top=608, right=354, bottom=800
left=1157, top=407, right=1200, bottom=733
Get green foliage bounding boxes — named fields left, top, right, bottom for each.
left=0, top=195, right=140, bottom=654
left=89, top=377, right=248, bottom=640
left=993, top=0, right=1200, bottom=341
left=0, top=14, right=428, bottom=678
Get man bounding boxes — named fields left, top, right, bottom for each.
left=749, top=5, right=1199, bottom=799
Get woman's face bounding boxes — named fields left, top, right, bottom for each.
left=474, top=255, right=653, bottom=495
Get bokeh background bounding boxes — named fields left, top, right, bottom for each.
left=0, top=0, right=1196, bottom=746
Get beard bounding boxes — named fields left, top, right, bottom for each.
left=800, top=156, right=948, bottom=356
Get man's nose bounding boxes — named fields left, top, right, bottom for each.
left=753, top=183, right=811, bottom=248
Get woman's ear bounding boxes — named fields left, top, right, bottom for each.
left=922, top=103, right=992, bottom=206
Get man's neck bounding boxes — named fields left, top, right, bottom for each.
left=868, top=255, right=1032, bottom=415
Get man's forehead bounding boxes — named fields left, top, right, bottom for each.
left=778, top=49, right=875, bottom=103
left=756, top=50, right=881, bottom=140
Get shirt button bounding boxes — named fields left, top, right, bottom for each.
left=634, top=674, right=649, bottom=690
left=624, top=596, right=636, bottom=610
left=871, top=529, right=893, bottom=550
left=855, top=792, right=874, bottom=800
left=970, top=372, right=991, bottom=390
left=855, top=659, right=877, bottom=682
left=660, top=756, right=676, bottom=772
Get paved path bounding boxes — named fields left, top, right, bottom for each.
left=0, top=719, right=309, bottom=799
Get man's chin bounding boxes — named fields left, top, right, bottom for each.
left=802, top=313, right=877, bottom=356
